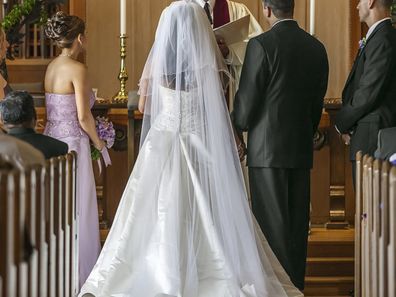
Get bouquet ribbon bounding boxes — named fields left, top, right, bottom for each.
left=97, top=147, right=112, bottom=174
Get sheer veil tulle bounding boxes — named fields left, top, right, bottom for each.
left=79, top=1, right=303, bottom=296
left=139, top=1, right=302, bottom=296
left=138, top=0, right=230, bottom=145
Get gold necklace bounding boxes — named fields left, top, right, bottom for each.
left=59, top=52, right=73, bottom=57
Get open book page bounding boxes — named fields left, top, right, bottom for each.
left=213, top=14, right=250, bottom=46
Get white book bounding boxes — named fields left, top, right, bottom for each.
left=214, top=14, right=250, bottom=46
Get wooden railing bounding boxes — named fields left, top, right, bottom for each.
left=355, top=152, right=396, bottom=297
left=0, top=152, right=78, bottom=297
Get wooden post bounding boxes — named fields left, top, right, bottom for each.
left=0, top=170, right=17, bottom=297
left=39, top=165, right=49, bottom=297
left=362, top=155, right=369, bottom=296
left=379, top=161, right=390, bottom=297
left=26, top=167, right=39, bottom=297
left=57, top=156, right=66, bottom=297
left=372, top=159, right=382, bottom=297
left=47, top=160, right=56, bottom=297
left=67, top=152, right=78, bottom=296
left=324, top=102, right=349, bottom=229
left=355, top=151, right=363, bottom=296
left=389, top=166, right=396, bottom=297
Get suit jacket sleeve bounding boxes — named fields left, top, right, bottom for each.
left=312, top=51, right=329, bottom=134
left=335, top=40, right=395, bottom=133
left=231, top=38, right=268, bottom=131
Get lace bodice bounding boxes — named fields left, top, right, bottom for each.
left=44, top=92, right=95, bottom=139
left=153, top=86, right=201, bottom=134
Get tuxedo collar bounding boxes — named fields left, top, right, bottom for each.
left=365, top=18, right=392, bottom=44
left=344, top=19, right=392, bottom=92
left=271, top=19, right=298, bottom=30
left=7, top=127, right=36, bottom=135
left=366, top=18, right=392, bottom=40
left=272, top=19, right=295, bottom=28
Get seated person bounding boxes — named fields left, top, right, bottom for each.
left=374, top=127, right=396, bottom=161
left=0, top=131, right=45, bottom=170
left=0, top=91, right=68, bottom=159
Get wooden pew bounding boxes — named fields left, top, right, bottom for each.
left=0, top=153, right=77, bottom=297
left=355, top=153, right=396, bottom=297
left=389, top=166, right=396, bottom=297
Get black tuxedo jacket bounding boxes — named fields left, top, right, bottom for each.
left=336, top=20, right=396, bottom=160
left=8, top=127, right=68, bottom=159
left=232, top=21, right=329, bottom=168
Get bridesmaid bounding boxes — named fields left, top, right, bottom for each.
left=0, top=28, right=11, bottom=100
left=43, top=12, right=103, bottom=289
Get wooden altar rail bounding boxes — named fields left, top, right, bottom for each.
left=0, top=153, right=78, bottom=297
left=355, top=152, right=396, bottom=297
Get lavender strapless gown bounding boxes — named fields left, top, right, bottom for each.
left=44, top=92, right=101, bottom=289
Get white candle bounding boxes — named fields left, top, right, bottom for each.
left=310, top=0, right=315, bottom=36
left=120, top=0, right=126, bottom=36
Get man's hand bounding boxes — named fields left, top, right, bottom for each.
left=216, top=35, right=229, bottom=58
left=341, top=133, right=351, bottom=146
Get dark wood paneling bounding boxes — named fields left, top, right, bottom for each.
left=7, top=63, right=47, bottom=85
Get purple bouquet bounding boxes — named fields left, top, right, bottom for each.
left=91, top=116, right=116, bottom=161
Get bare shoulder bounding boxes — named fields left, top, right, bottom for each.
left=69, top=59, right=87, bottom=72
left=46, top=57, right=86, bottom=75
left=67, top=59, right=88, bottom=80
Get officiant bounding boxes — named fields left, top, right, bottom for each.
left=196, top=0, right=263, bottom=108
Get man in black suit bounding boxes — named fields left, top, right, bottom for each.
left=0, top=91, right=68, bottom=159
left=231, top=0, right=328, bottom=290
left=335, top=0, right=396, bottom=185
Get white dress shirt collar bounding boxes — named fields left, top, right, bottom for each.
left=272, top=18, right=296, bottom=28
left=366, top=17, right=391, bottom=39
left=195, top=0, right=216, bottom=14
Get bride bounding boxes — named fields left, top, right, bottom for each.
left=80, top=1, right=303, bottom=296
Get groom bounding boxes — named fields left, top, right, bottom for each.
left=231, top=0, right=329, bottom=290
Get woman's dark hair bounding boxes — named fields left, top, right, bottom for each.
left=45, top=12, right=85, bottom=49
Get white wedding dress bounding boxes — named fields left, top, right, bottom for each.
left=79, top=2, right=303, bottom=296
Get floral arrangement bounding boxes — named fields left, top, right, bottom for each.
left=358, top=37, right=366, bottom=50
left=1, top=0, right=45, bottom=32
left=1, top=0, right=65, bottom=59
left=392, top=2, right=396, bottom=26
left=91, top=116, right=116, bottom=161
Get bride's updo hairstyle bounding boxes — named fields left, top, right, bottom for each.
left=45, top=12, right=85, bottom=49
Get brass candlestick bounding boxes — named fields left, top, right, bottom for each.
left=112, top=34, right=129, bottom=103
